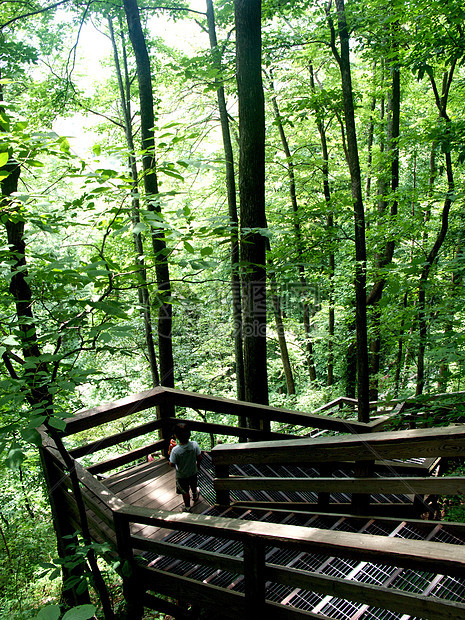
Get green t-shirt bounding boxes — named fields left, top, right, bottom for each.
left=169, top=440, right=201, bottom=478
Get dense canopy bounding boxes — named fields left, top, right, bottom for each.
left=1, top=0, right=465, bottom=616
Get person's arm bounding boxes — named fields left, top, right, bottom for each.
left=169, top=447, right=177, bottom=468
left=196, top=443, right=203, bottom=467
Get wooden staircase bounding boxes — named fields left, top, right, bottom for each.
left=39, top=387, right=465, bottom=619
left=137, top=453, right=465, bottom=619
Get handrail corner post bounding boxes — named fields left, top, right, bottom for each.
left=113, top=510, right=144, bottom=620
left=243, top=537, right=266, bottom=620
left=214, top=463, right=230, bottom=507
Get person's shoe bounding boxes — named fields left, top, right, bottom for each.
left=192, top=488, right=200, bottom=502
left=182, top=506, right=192, bottom=513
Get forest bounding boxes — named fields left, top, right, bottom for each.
left=1, top=0, right=465, bottom=617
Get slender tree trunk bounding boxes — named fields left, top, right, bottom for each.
left=123, top=0, right=174, bottom=388
left=308, top=64, right=336, bottom=387
left=268, top=76, right=317, bottom=382
left=108, top=16, right=160, bottom=386
left=327, top=236, right=335, bottom=386
left=367, top=51, right=400, bottom=403
left=267, top=251, right=295, bottom=395
left=416, top=65, right=456, bottom=395
left=234, top=0, right=269, bottom=423
left=205, top=0, right=245, bottom=406
left=365, top=62, right=377, bottom=201
left=345, top=328, right=357, bottom=399
left=328, top=0, right=370, bottom=421
left=393, top=292, right=408, bottom=397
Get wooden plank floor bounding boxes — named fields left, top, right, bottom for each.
left=102, top=456, right=211, bottom=540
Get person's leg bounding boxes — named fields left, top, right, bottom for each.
left=190, top=474, right=200, bottom=502
left=177, top=478, right=191, bottom=510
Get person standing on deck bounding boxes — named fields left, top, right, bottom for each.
left=169, top=422, right=202, bottom=512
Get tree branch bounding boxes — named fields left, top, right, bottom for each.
left=0, top=0, right=70, bottom=29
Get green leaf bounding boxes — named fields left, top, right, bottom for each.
left=48, top=417, right=67, bottom=431
left=5, top=442, right=25, bottom=470
left=62, top=604, right=96, bottom=620
left=184, top=241, right=195, bottom=253
left=35, top=604, right=61, bottom=620
left=76, top=579, right=89, bottom=595
left=132, top=222, right=146, bottom=234
left=161, top=168, right=184, bottom=181
left=0, top=152, right=9, bottom=167
left=20, top=427, right=42, bottom=446
left=88, top=301, right=129, bottom=319
left=3, top=335, right=20, bottom=347
left=49, top=568, right=61, bottom=580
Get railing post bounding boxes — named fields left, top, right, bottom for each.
left=114, top=510, right=144, bottom=620
left=243, top=538, right=265, bottom=619
left=318, top=463, right=331, bottom=510
left=214, top=464, right=230, bottom=506
left=352, top=460, right=374, bottom=514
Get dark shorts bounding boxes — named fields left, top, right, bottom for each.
left=176, top=474, right=198, bottom=495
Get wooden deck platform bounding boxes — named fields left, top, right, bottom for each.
left=102, top=456, right=211, bottom=540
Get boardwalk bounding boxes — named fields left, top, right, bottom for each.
left=39, top=387, right=465, bottom=619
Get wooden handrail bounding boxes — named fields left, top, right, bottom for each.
left=159, top=387, right=371, bottom=433
left=213, top=475, right=465, bottom=495
left=264, top=564, right=465, bottom=620
left=87, top=440, right=165, bottom=475
left=63, top=388, right=379, bottom=473
left=113, top=504, right=465, bottom=577
left=64, top=386, right=372, bottom=438
left=211, top=424, right=465, bottom=465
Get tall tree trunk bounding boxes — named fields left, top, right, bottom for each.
left=308, top=64, right=336, bottom=387
left=327, top=238, right=335, bottom=386
left=234, top=0, right=269, bottom=423
left=416, top=64, right=456, bottom=396
left=205, top=0, right=245, bottom=406
left=108, top=16, right=160, bottom=387
left=123, top=0, right=174, bottom=388
left=1, top=158, right=115, bottom=615
left=393, top=292, right=408, bottom=397
left=267, top=250, right=295, bottom=395
left=367, top=50, right=400, bottom=403
left=328, top=0, right=370, bottom=422
left=365, top=62, right=377, bottom=201
left=268, top=74, right=317, bottom=383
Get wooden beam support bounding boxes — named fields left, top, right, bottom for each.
left=160, top=387, right=371, bottom=434
left=213, top=475, right=465, bottom=495
left=63, top=386, right=166, bottom=435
